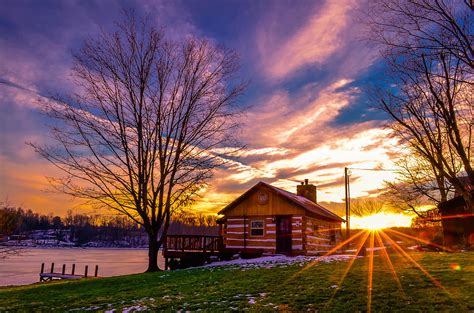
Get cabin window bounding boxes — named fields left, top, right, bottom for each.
left=250, top=220, right=264, bottom=236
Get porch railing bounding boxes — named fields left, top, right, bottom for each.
left=163, top=235, right=223, bottom=253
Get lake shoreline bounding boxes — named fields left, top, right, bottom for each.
left=0, top=247, right=162, bottom=287
left=2, top=245, right=150, bottom=250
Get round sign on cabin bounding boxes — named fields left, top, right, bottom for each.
left=257, top=192, right=269, bottom=205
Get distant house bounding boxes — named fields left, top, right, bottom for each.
left=217, top=180, right=344, bottom=255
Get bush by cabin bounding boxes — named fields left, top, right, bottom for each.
left=217, top=180, right=344, bottom=256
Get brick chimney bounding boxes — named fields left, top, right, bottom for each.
left=296, top=179, right=317, bottom=203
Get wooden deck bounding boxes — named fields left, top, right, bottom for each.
left=163, top=235, right=223, bottom=255
left=163, top=235, right=234, bottom=269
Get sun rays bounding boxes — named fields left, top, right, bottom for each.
left=324, top=230, right=371, bottom=309
left=385, top=228, right=453, bottom=252
left=286, top=230, right=366, bottom=282
left=283, top=222, right=455, bottom=312
left=374, top=231, right=404, bottom=293
left=367, top=231, right=375, bottom=312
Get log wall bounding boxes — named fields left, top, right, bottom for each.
left=223, top=215, right=306, bottom=253
left=224, top=216, right=276, bottom=252
left=304, top=215, right=341, bottom=254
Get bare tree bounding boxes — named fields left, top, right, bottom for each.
left=30, top=13, right=244, bottom=271
left=364, top=0, right=473, bottom=70
left=363, top=0, right=473, bottom=213
left=380, top=51, right=473, bottom=211
left=0, top=206, right=18, bottom=236
left=350, top=198, right=385, bottom=217
left=384, top=146, right=462, bottom=216
left=0, top=203, right=20, bottom=258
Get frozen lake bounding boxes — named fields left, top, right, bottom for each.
left=0, top=247, right=165, bottom=286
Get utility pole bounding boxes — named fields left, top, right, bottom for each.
left=344, top=167, right=351, bottom=239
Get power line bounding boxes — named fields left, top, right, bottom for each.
left=347, top=167, right=398, bottom=172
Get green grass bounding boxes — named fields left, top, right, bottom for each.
left=0, top=251, right=473, bottom=312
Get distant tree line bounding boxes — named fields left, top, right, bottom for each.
left=0, top=207, right=136, bottom=235
left=0, top=206, right=218, bottom=246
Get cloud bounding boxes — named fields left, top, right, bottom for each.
left=257, top=0, right=358, bottom=81
left=191, top=0, right=394, bottom=212
left=241, top=79, right=358, bottom=148
left=0, top=0, right=394, bottom=218
left=193, top=77, right=397, bottom=213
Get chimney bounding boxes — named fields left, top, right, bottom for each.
left=296, top=179, right=317, bottom=203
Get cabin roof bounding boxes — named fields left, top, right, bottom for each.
left=218, top=181, right=345, bottom=222
left=439, top=190, right=474, bottom=211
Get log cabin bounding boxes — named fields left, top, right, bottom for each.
left=217, top=180, right=344, bottom=255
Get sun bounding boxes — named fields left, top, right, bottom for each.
left=359, top=214, right=386, bottom=230
left=351, top=213, right=413, bottom=230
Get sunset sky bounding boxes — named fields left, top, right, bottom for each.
left=0, top=0, right=402, bottom=219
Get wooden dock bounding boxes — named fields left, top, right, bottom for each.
left=39, top=263, right=99, bottom=282
left=163, top=235, right=236, bottom=269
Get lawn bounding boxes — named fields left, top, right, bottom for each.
left=0, top=251, right=473, bottom=312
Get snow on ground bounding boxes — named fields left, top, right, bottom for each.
left=121, top=305, right=148, bottom=313
left=197, top=254, right=358, bottom=270
left=70, top=297, right=155, bottom=313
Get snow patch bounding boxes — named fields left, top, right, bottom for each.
left=194, top=254, right=357, bottom=270
left=122, top=305, right=148, bottom=312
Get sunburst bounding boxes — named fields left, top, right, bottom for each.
left=283, top=215, right=454, bottom=311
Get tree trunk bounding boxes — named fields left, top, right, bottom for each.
left=146, top=233, right=160, bottom=272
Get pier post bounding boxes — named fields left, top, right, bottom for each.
left=40, top=263, right=44, bottom=274
left=72, top=264, right=76, bottom=275
left=94, top=265, right=99, bottom=277
left=50, top=263, right=55, bottom=273
left=62, top=264, right=66, bottom=275
left=84, top=265, right=88, bottom=278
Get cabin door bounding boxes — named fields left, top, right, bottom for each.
left=276, top=216, right=292, bottom=254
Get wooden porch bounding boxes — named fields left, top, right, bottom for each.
left=162, top=235, right=235, bottom=269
